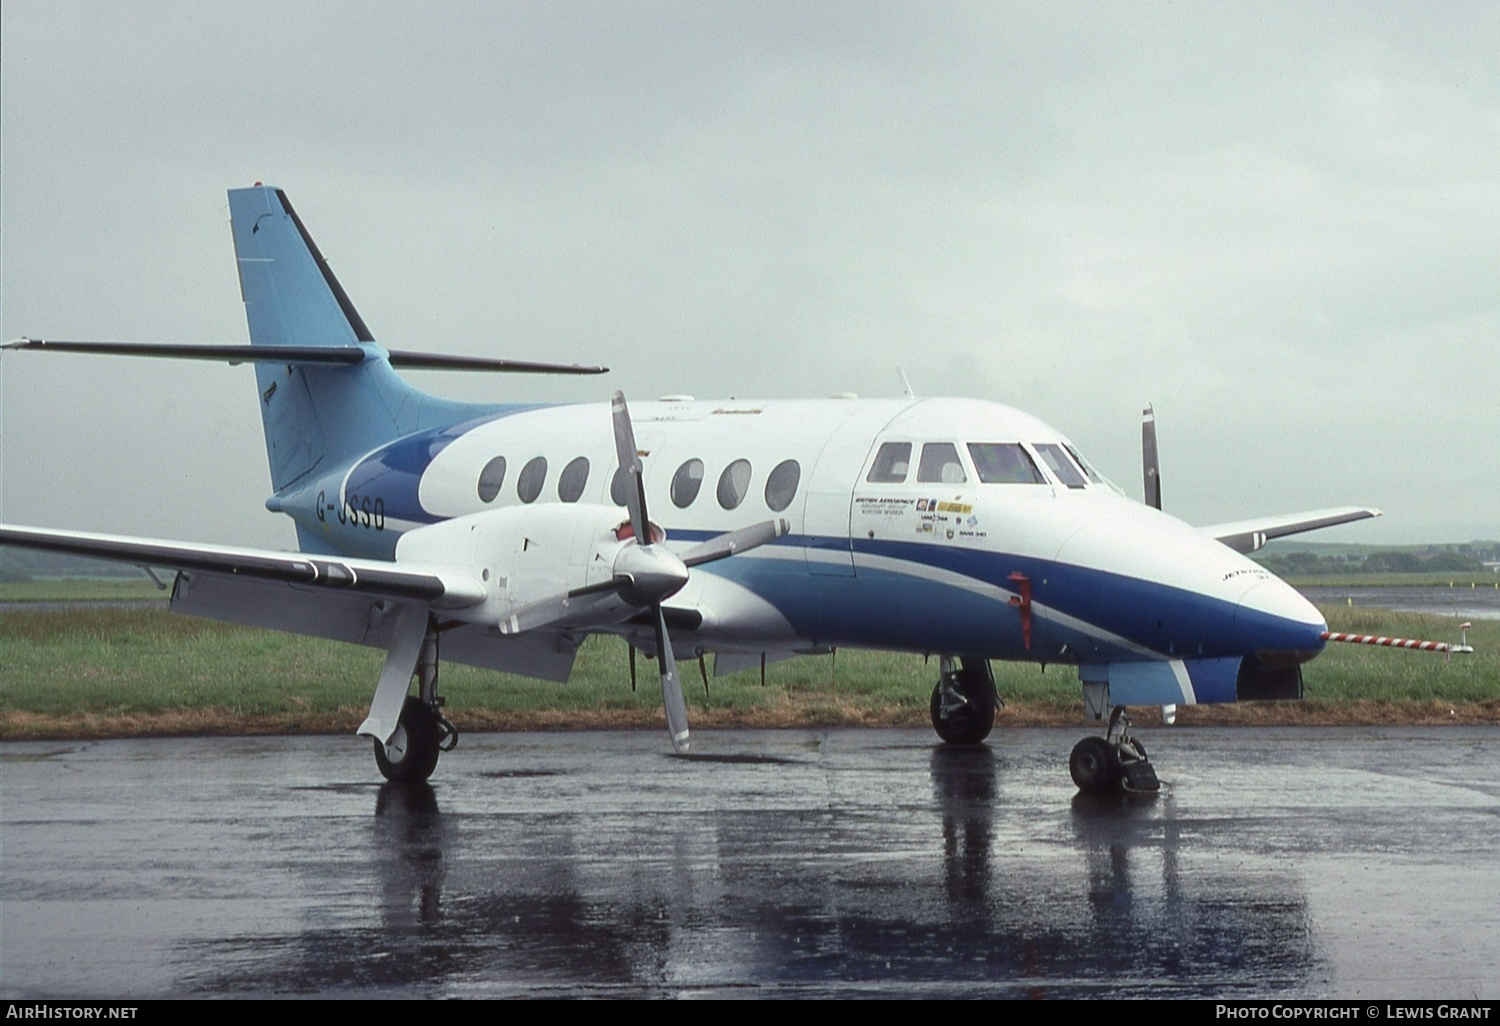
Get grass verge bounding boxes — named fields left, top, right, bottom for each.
left=2, top=605, right=1496, bottom=740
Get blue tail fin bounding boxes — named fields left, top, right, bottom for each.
left=228, top=186, right=490, bottom=502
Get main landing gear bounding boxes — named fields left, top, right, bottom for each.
left=374, top=620, right=458, bottom=784
left=1069, top=707, right=1159, bottom=794
left=929, top=656, right=998, bottom=745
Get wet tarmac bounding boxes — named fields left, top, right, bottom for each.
left=1300, top=585, right=1500, bottom=621
left=3, top=727, right=1498, bottom=999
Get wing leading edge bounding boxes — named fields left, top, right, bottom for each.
left=0, top=525, right=486, bottom=608
left=1199, top=507, right=1382, bottom=554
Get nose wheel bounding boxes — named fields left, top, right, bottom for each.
left=1069, top=707, right=1159, bottom=794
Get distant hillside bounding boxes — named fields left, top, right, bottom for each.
left=1252, top=539, right=1500, bottom=578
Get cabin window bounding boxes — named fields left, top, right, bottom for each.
left=671, top=459, right=705, bottom=508
left=764, top=459, right=801, bottom=512
left=517, top=456, right=547, bottom=503
left=866, top=442, right=911, bottom=483
left=477, top=456, right=507, bottom=502
left=558, top=457, right=590, bottom=502
left=609, top=467, right=629, bottom=507
left=967, top=443, right=1045, bottom=484
left=917, top=442, right=966, bottom=484
left=717, top=459, right=752, bottom=510
left=1032, top=443, right=1088, bottom=488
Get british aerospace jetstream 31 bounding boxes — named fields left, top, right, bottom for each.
left=0, top=185, right=1384, bottom=792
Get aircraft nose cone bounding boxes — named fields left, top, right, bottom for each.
left=1235, top=578, right=1326, bottom=659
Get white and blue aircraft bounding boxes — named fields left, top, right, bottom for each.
left=1, top=185, right=1383, bottom=792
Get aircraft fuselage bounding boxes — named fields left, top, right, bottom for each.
left=277, top=392, right=1326, bottom=702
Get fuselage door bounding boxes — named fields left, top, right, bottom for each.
left=801, top=409, right=892, bottom=577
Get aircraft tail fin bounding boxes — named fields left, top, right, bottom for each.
left=227, top=186, right=481, bottom=500
left=229, top=186, right=375, bottom=350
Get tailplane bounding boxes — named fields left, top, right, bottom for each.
left=7, top=185, right=608, bottom=552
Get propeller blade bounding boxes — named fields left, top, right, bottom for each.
left=680, top=518, right=790, bottom=568
left=611, top=391, right=650, bottom=542
left=1142, top=403, right=1163, bottom=510
left=652, top=604, right=690, bottom=753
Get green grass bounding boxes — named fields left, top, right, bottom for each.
left=2, top=605, right=1496, bottom=739
left=0, top=606, right=1069, bottom=729
left=1303, top=607, right=1497, bottom=705
left=0, top=579, right=171, bottom=602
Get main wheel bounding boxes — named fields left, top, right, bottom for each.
left=1069, top=736, right=1122, bottom=793
left=929, top=667, right=997, bottom=745
left=374, top=696, right=441, bottom=783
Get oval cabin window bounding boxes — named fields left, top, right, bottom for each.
left=558, top=457, right=590, bottom=502
left=716, top=459, right=752, bottom=510
left=764, top=459, right=800, bottom=512
left=477, top=456, right=507, bottom=503
left=671, top=459, right=705, bottom=508
left=517, top=456, right=547, bottom=503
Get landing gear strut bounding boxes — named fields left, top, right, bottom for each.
left=929, top=656, right=998, bottom=745
left=1069, top=707, right=1159, bottom=794
left=373, top=619, right=458, bottom=783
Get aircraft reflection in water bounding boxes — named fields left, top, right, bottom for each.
left=169, top=735, right=1315, bottom=998
left=0, top=184, right=1384, bottom=790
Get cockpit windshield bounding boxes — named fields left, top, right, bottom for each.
left=967, top=443, right=1045, bottom=484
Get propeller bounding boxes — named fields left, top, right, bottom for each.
left=610, top=390, right=692, bottom=751
left=498, top=391, right=788, bottom=753
left=1142, top=403, right=1163, bottom=510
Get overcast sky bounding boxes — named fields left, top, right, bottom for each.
left=3, top=1, right=1497, bottom=550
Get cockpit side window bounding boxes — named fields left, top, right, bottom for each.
left=917, top=442, right=966, bottom=484
left=866, top=442, right=912, bottom=483
left=1063, top=442, right=1104, bottom=484
left=966, top=443, right=1044, bottom=484
left=1032, top=443, right=1088, bottom=488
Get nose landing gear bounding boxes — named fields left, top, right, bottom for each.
left=1069, top=707, right=1159, bottom=794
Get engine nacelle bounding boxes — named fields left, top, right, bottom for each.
left=394, top=505, right=633, bottom=625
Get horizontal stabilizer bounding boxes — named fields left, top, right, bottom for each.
left=3, top=338, right=608, bottom=375
left=0, top=524, right=486, bottom=608
left=1199, top=507, right=1382, bottom=554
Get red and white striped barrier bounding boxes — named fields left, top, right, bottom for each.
left=1320, top=623, right=1474, bottom=657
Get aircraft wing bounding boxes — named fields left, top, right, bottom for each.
left=1198, top=507, right=1382, bottom=554
left=0, top=525, right=487, bottom=609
